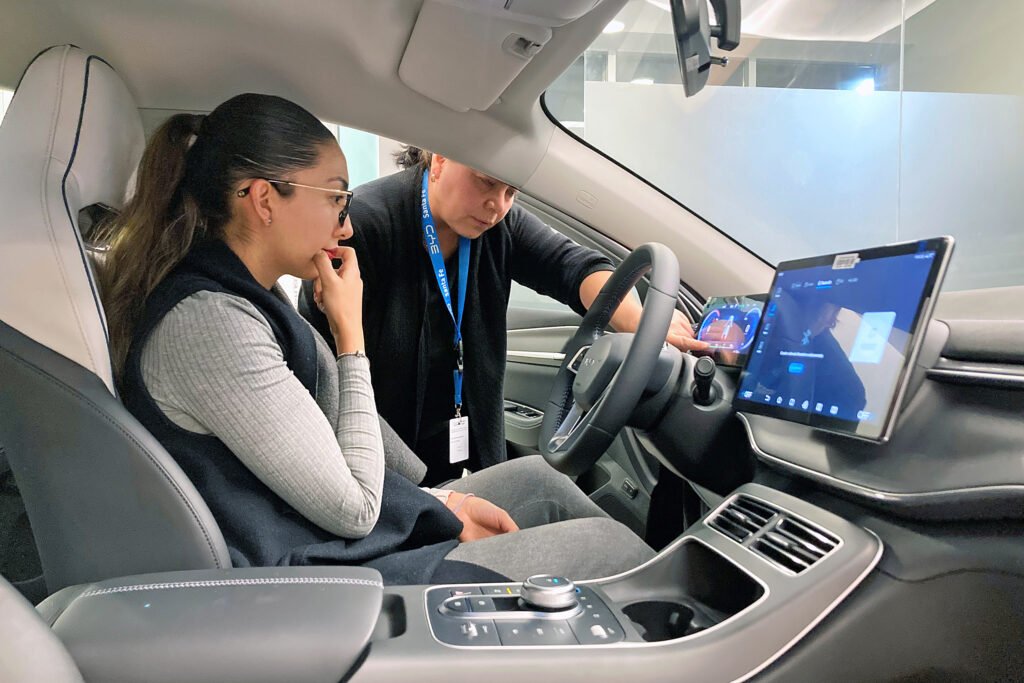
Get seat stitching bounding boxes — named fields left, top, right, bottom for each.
left=78, top=576, right=382, bottom=598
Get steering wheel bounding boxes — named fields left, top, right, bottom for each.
left=539, top=243, right=680, bottom=476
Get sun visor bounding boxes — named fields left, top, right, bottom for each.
left=399, top=0, right=599, bottom=112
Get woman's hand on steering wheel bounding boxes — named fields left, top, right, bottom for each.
left=446, top=492, right=520, bottom=542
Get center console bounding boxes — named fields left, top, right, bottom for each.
left=354, top=482, right=881, bottom=682
left=37, top=483, right=881, bottom=683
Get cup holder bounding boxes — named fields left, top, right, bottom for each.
left=621, top=600, right=714, bottom=642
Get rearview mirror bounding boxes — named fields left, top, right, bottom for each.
left=670, top=0, right=741, bottom=97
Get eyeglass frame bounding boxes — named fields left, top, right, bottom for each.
left=236, top=178, right=353, bottom=224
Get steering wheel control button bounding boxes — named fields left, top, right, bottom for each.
left=520, top=575, right=578, bottom=611
left=567, top=345, right=591, bottom=374
left=497, top=620, right=578, bottom=646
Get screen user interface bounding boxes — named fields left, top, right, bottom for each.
left=735, top=240, right=948, bottom=440
left=696, top=295, right=764, bottom=367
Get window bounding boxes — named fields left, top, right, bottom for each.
left=0, top=88, right=13, bottom=123
left=545, top=0, right=1024, bottom=291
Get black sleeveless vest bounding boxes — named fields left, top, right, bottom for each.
left=121, top=240, right=501, bottom=584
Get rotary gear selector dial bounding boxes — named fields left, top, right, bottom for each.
left=519, top=575, right=578, bottom=611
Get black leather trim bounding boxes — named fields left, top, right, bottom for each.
left=0, top=336, right=225, bottom=569
left=0, top=321, right=228, bottom=589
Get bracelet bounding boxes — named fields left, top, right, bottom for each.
left=336, top=350, right=367, bottom=360
left=450, top=492, right=476, bottom=514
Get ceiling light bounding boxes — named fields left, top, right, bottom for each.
left=853, top=78, right=875, bottom=95
left=604, top=20, right=625, bottom=33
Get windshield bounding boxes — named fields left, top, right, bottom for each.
left=544, top=0, right=1024, bottom=292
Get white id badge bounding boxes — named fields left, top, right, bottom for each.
left=449, top=416, right=469, bottom=464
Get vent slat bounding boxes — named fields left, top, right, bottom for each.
left=731, top=498, right=775, bottom=523
left=753, top=539, right=810, bottom=573
left=777, top=518, right=839, bottom=554
left=721, top=508, right=761, bottom=533
left=763, top=530, right=822, bottom=563
left=708, top=516, right=752, bottom=542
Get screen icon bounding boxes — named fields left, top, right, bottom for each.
left=788, top=398, right=796, bottom=407
left=815, top=402, right=823, bottom=412
left=829, top=405, right=839, bottom=415
left=776, top=396, right=784, bottom=405
left=742, top=391, right=753, bottom=399
left=801, top=400, right=809, bottom=410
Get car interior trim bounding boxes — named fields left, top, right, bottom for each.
left=738, top=412, right=1024, bottom=506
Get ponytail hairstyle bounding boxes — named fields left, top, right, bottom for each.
left=392, top=145, right=432, bottom=170
left=96, top=93, right=336, bottom=380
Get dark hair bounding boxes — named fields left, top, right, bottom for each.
left=97, top=93, right=337, bottom=378
left=393, top=145, right=432, bottom=170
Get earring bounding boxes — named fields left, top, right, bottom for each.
left=266, top=218, right=272, bottom=225
left=430, top=174, right=438, bottom=182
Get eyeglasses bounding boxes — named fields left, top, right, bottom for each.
left=236, top=178, right=354, bottom=224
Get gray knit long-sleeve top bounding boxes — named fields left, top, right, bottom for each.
left=140, top=289, right=433, bottom=539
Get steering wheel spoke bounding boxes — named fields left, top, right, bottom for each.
left=539, top=243, right=681, bottom=476
left=546, top=399, right=586, bottom=452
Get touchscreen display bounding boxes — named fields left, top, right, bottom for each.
left=696, top=295, right=765, bottom=367
left=734, top=237, right=952, bottom=442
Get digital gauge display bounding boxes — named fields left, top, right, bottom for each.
left=696, top=295, right=766, bottom=367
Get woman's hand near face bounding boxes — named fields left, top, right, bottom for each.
left=446, top=492, right=520, bottom=542
left=313, top=247, right=365, bottom=354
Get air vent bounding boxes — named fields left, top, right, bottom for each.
left=708, top=496, right=840, bottom=574
left=707, top=495, right=778, bottom=542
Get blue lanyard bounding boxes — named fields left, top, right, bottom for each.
left=421, top=171, right=471, bottom=415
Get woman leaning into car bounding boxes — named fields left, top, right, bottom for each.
left=301, top=147, right=708, bottom=486
left=97, top=93, right=654, bottom=584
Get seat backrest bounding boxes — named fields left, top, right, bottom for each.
left=0, top=574, right=82, bottom=683
left=0, top=45, right=230, bottom=594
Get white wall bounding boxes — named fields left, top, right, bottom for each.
left=583, top=82, right=1023, bottom=291
left=0, top=89, right=13, bottom=123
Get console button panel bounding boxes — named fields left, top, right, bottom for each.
left=427, top=583, right=625, bottom=647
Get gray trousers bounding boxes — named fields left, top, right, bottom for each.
left=443, top=455, right=655, bottom=581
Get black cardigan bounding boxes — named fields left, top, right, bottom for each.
left=301, top=167, right=612, bottom=472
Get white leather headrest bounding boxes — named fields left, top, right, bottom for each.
left=0, top=45, right=144, bottom=394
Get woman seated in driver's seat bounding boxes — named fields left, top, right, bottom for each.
left=97, top=92, right=654, bottom=584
